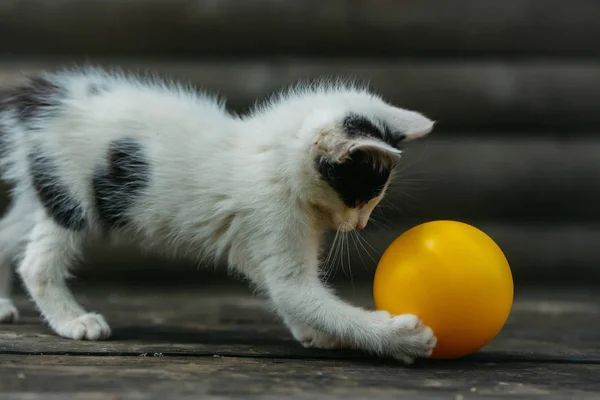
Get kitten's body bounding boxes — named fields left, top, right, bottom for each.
left=0, top=68, right=436, bottom=363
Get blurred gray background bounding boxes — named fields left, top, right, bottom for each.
left=1, top=0, right=599, bottom=285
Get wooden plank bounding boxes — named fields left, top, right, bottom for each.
left=0, top=57, right=600, bottom=131
left=1, top=286, right=599, bottom=362
left=2, top=136, right=598, bottom=221
left=1, top=61, right=600, bottom=281
left=1, top=58, right=600, bottom=131
left=387, top=137, right=600, bottom=221
left=2, top=218, right=599, bottom=284
left=0, top=0, right=599, bottom=57
left=0, top=223, right=598, bottom=285
left=1, top=354, right=600, bottom=399
left=2, top=135, right=599, bottom=221
left=331, top=223, right=600, bottom=282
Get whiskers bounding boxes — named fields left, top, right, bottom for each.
left=321, top=226, right=350, bottom=284
left=367, top=211, right=395, bottom=231
left=319, top=140, right=432, bottom=289
left=320, top=223, right=382, bottom=294
left=321, top=227, right=341, bottom=282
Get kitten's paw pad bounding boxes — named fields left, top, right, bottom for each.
left=382, top=313, right=437, bottom=364
left=291, top=325, right=349, bottom=350
left=0, top=299, right=19, bottom=323
left=54, top=313, right=111, bottom=341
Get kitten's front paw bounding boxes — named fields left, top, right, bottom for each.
left=53, top=313, right=111, bottom=341
left=0, top=298, right=19, bottom=323
left=376, top=311, right=437, bottom=364
left=290, top=324, right=349, bottom=350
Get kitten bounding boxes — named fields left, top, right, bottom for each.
left=0, top=68, right=436, bottom=364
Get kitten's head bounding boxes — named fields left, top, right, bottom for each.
left=295, top=87, right=433, bottom=231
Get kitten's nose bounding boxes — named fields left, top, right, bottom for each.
left=356, top=220, right=367, bottom=230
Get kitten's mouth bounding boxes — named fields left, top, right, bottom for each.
left=308, top=206, right=368, bottom=232
left=338, top=224, right=357, bottom=232
left=338, top=219, right=367, bottom=232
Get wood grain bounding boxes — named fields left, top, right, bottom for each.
left=0, top=0, right=599, bottom=57
left=1, top=354, right=599, bottom=399
left=1, top=285, right=599, bottom=362
left=0, top=285, right=599, bottom=399
left=387, top=137, right=600, bottom=221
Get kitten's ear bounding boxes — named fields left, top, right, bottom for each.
left=329, top=138, right=401, bottom=163
left=394, top=110, right=435, bottom=142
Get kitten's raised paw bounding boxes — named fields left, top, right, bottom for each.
left=290, top=324, right=349, bottom=350
left=376, top=311, right=437, bottom=364
left=54, top=313, right=111, bottom=340
left=0, top=298, right=19, bottom=323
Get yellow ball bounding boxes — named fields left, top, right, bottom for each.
left=373, top=220, right=513, bottom=359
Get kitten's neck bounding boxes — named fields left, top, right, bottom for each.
left=235, top=111, right=327, bottom=229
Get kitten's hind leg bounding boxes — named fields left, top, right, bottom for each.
left=17, top=216, right=111, bottom=340
left=0, top=195, right=37, bottom=323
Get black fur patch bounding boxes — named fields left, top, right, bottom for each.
left=92, top=138, right=150, bottom=229
left=317, top=150, right=394, bottom=208
left=343, top=113, right=406, bottom=148
left=8, top=77, right=63, bottom=124
left=28, top=151, right=86, bottom=230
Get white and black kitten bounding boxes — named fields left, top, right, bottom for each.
left=0, top=68, right=436, bottom=364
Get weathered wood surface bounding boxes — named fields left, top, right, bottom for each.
left=1, top=355, right=599, bottom=399
left=0, top=285, right=599, bottom=399
left=2, top=59, right=600, bottom=131
left=0, top=0, right=599, bottom=57
left=1, top=285, right=599, bottom=362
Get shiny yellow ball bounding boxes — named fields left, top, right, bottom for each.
left=373, top=220, right=514, bottom=359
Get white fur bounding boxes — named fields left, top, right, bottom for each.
left=0, top=68, right=435, bottom=363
